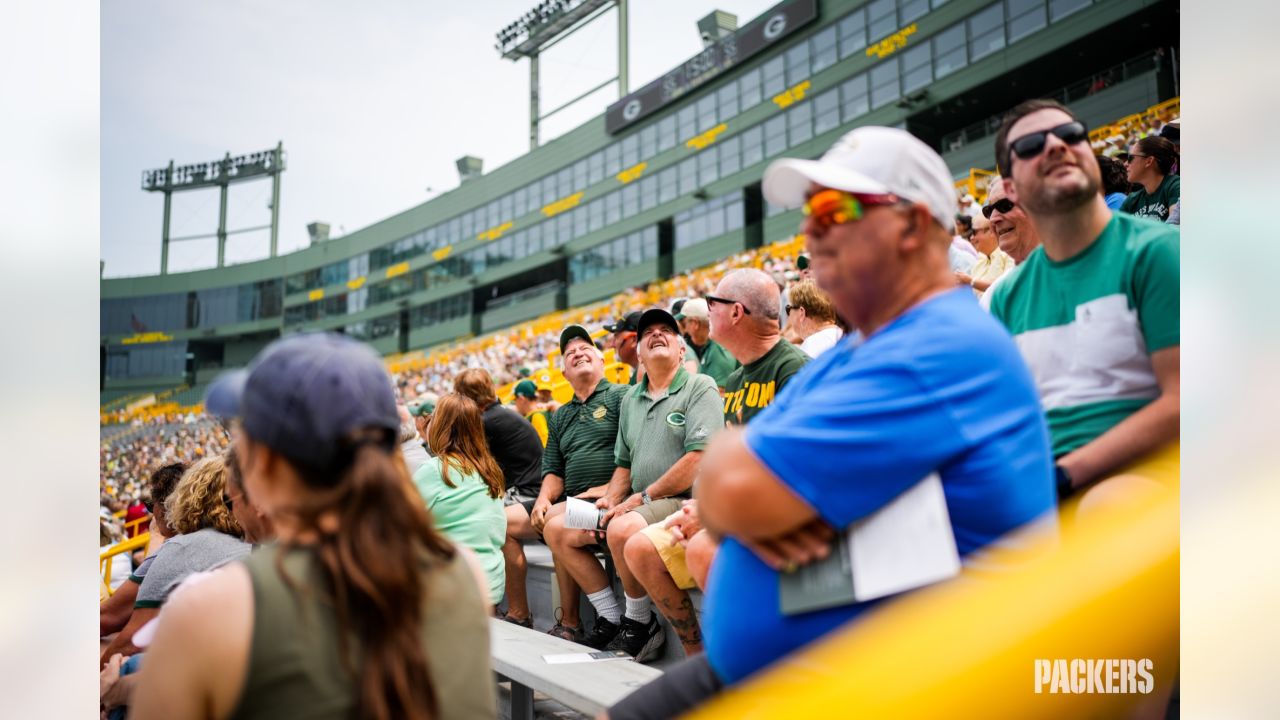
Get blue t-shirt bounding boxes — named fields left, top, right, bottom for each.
left=702, top=288, right=1056, bottom=684
left=1105, top=192, right=1127, bottom=210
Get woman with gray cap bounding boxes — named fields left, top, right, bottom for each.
left=131, top=333, right=496, bottom=720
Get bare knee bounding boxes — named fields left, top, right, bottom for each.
left=623, top=531, right=661, bottom=576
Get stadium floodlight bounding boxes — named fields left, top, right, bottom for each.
left=494, top=0, right=626, bottom=149
left=141, top=143, right=286, bottom=274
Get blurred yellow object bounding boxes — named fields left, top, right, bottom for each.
left=686, top=483, right=1178, bottom=720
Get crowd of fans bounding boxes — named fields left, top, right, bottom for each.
left=100, top=96, right=1178, bottom=718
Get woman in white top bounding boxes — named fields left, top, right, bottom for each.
left=785, top=280, right=845, bottom=358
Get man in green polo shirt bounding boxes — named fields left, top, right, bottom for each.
left=504, top=325, right=629, bottom=640
left=626, top=266, right=811, bottom=656
left=675, top=298, right=740, bottom=389
left=553, top=309, right=723, bottom=662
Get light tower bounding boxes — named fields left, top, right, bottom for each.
left=495, top=0, right=629, bottom=150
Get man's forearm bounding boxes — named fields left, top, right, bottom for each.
left=643, top=451, right=701, bottom=500
left=537, top=474, right=565, bottom=505
left=605, top=467, right=632, bottom=503
left=1059, top=394, right=1179, bottom=487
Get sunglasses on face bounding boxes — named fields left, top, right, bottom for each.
left=1123, top=153, right=1150, bottom=165
left=801, top=189, right=902, bottom=233
left=1007, top=121, right=1090, bottom=166
left=982, top=198, right=1015, bottom=219
left=704, top=295, right=752, bottom=315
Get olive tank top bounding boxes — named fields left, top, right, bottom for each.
left=228, top=544, right=496, bottom=719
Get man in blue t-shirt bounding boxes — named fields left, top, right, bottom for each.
left=607, top=126, right=1056, bottom=720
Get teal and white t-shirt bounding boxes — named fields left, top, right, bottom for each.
left=988, top=213, right=1179, bottom=457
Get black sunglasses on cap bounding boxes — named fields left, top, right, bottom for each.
left=1008, top=121, right=1090, bottom=167
left=982, top=198, right=1015, bottom=219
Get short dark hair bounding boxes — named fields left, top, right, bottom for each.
left=148, top=462, right=187, bottom=510
left=1134, top=136, right=1178, bottom=175
left=994, top=99, right=1080, bottom=176
left=954, top=214, right=974, bottom=237
left=1096, top=155, right=1131, bottom=196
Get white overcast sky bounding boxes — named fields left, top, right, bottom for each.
left=101, top=0, right=781, bottom=277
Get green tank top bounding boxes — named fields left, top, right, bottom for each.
left=229, top=544, right=497, bottom=720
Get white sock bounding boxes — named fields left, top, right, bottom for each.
left=624, top=593, right=651, bottom=624
left=588, top=588, right=621, bottom=624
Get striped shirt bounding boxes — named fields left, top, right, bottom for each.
left=542, top=380, right=629, bottom=497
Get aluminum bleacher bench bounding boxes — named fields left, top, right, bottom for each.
left=490, top=618, right=661, bottom=720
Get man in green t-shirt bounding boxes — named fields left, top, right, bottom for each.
left=626, top=267, right=811, bottom=656
left=675, top=298, right=740, bottom=389
left=990, top=99, right=1180, bottom=503
left=505, top=325, right=630, bottom=640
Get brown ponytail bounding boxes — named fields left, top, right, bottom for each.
left=278, top=429, right=456, bottom=720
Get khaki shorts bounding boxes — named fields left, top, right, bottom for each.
left=630, top=496, right=685, bottom=526
left=639, top=523, right=697, bottom=590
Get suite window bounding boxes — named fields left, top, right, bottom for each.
left=588, top=150, right=605, bottom=185
left=678, top=157, right=698, bottom=196
left=605, top=142, right=622, bottom=177
left=719, top=133, right=741, bottom=177
left=1007, top=0, right=1047, bottom=43
left=639, top=124, right=657, bottom=160
left=677, top=105, right=697, bottom=143
left=788, top=101, right=812, bottom=146
left=657, top=115, right=677, bottom=152
left=785, top=42, right=810, bottom=85
left=901, top=43, right=933, bottom=94
left=639, top=174, right=658, bottom=212
left=738, top=67, right=762, bottom=110
left=933, top=23, right=967, bottom=78
left=658, top=166, right=678, bottom=205
left=699, top=147, right=719, bottom=185
left=901, top=0, right=930, bottom=24
left=968, top=3, right=1006, bottom=61
left=761, top=55, right=786, bottom=99
left=740, top=125, right=764, bottom=168
left=621, top=133, right=639, bottom=168
left=717, top=82, right=739, bottom=120
left=867, top=0, right=897, bottom=41
left=813, top=87, right=840, bottom=136
left=838, top=11, right=867, bottom=59
left=697, top=94, right=717, bottom=133
left=870, top=58, right=900, bottom=109
left=810, top=25, right=838, bottom=74
left=764, top=115, right=787, bottom=158
left=841, top=73, right=870, bottom=121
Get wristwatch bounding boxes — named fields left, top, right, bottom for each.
left=1054, top=464, right=1074, bottom=501
left=640, top=490, right=652, bottom=506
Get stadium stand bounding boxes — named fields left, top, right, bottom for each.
left=101, top=1, right=1179, bottom=715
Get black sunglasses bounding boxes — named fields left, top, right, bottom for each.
left=704, top=295, right=752, bottom=315
left=982, top=198, right=1015, bottom=219
left=1008, top=121, right=1089, bottom=166
left=1122, top=153, right=1150, bottom=164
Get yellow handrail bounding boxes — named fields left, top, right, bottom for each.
left=100, top=532, right=150, bottom=600
left=686, top=485, right=1178, bottom=719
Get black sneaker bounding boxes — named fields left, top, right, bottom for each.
left=582, top=616, right=620, bottom=650
left=604, top=615, right=665, bottom=663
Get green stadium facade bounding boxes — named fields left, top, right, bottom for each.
left=101, top=0, right=1177, bottom=403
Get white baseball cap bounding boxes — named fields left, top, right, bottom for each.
left=675, top=297, right=709, bottom=321
left=762, top=126, right=957, bottom=229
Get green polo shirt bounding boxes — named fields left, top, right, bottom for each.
left=689, top=338, right=741, bottom=388
left=542, top=379, right=629, bottom=497
left=615, top=366, right=723, bottom=494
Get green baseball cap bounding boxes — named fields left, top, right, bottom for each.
left=513, top=379, right=538, bottom=399
left=408, top=393, right=438, bottom=417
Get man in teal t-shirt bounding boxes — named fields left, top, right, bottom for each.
left=991, top=100, right=1180, bottom=501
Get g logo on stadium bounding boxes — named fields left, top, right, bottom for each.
left=665, top=412, right=686, bottom=427
left=623, top=99, right=643, bottom=121
left=764, top=13, right=787, bottom=40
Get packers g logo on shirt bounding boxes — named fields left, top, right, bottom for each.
left=666, top=412, right=686, bottom=427
left=592, top=405, right=607, bottom=420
